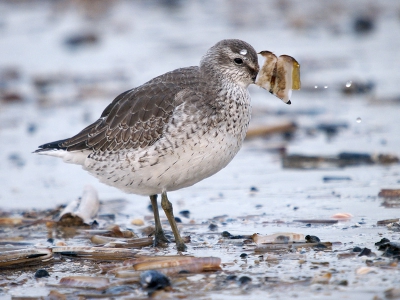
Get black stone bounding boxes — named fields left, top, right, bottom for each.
left=353, top=16, right=375, bottom=34
left=358, top=247, right=372, bottom=257
left=226, top=275, right=237, bottom=281
left=305, top=235, right=321, bottom=243
left=222, top=231, right=232, bottom=238
left=174, top=217, right=182, bottom=223
left=34, top=269, right=49, bottom=278
left=140, top=270, right=171, bottom=290
left=179, top=210, right=190, bottom=218
left=352, top=246, right=362, bottom=252
left=238, top=276, right=252, bottom=285
left=208, top=223, right=218, bottom=231
left=250, top=186, right=258, bottom=192
left=240, top=253, right=248, bottom=259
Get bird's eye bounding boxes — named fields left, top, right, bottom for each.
left=234, top=58, right=243, bottom=65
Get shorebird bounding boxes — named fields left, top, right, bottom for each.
left=35, top=39, right=260, bottom=252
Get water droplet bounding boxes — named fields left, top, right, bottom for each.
left=240, top=49, right=247, bottom=55
left=314, top=85, right=318, bottom=89
left=346, top=81, right=352, bottom=88
left=356, top=117, right=361, bottom=123
left=324, top=85, right=328, bottom=89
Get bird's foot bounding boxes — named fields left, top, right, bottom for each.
left=153, top=230, right=170, bottom=248
left=176, top=241, right=187, bottom=252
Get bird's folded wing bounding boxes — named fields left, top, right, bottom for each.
left=58, top=82, right=180, bottom=152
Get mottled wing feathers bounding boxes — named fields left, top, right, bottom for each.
left=38, top=67, right=203, bottom=153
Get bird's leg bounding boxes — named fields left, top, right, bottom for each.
left=149, top=194, right=169, bottom=247
left=161, top=192, right=187, bottom=252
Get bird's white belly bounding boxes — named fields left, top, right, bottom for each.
left=83, top=127, right=243, bottom=196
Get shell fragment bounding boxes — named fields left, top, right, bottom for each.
left=256, top=51, right=301, bottom=104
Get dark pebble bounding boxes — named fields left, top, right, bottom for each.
left=238, top=276, right=252, bottom=285
left=255, top=204, right=263, bottom=209
left=208, top=223, right=218, bottom=231
left=178, top=270, right=190, bottom=274
left=305, top=235, right=320, bottom=243
left=240, top=253, right=248, bottom=259
left=250, top=186, right=258, bottom=192
left=47, top=238, right=54, bottom=244
left=147, top=204, right=153, bottom=212
left=174, top=217, right=182, bottom=223
left=179, top=210, right=190, bottom=218
left=353, top=246, right=362, bottom=252
left=226, top=275, right=237, bottom=281
left=338, top=280, right=348, bottom=286
left=293, top=206, right=299, bottom=210
left=358, top=247, right=372, bottom=257
left=90, top=220, right=99, bottom=228
left=140, top=270, right=170, bottom=290
left=222, top=231, right=232, bottom=238
left=375, top=238, right=390, bottom=247
left=34, top=269, right=49, bottom=278
left=353, top=16, right=374, bottom=34
left=306, top=223, right=311, bottom=227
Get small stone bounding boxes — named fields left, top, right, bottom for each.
left=179, top=210, right=190, bottom=218
left=338, top=280, right=348, bottom=286
left=352, top=246, right=362, bottom=252
left=238, top=276, right=252, bottom=285
left=131, top=218, right=144, bottom=226
left=174, top=217, right=182, bottom=223
left=358, top=247, right=372, bottom=257
left=240, top=253, right=248, bottom=259
left=208, top=223, right=218, bottom=231
left=250, top=186, right=258, bottom=192
left=34, top=269, right=49, bottom=278
left=222, top=231, right=232, bottom=238
left=140, top=270, right=170, bottom=290
left=353, top=16, right=375, bottom=34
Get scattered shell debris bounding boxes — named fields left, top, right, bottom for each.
left=2, top=191, right=399, bottom=299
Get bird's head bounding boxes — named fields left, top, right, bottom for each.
left=200, top=39, right=259, bottom=88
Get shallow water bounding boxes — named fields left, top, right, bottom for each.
left=1, top=0, right=400, bottom=299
